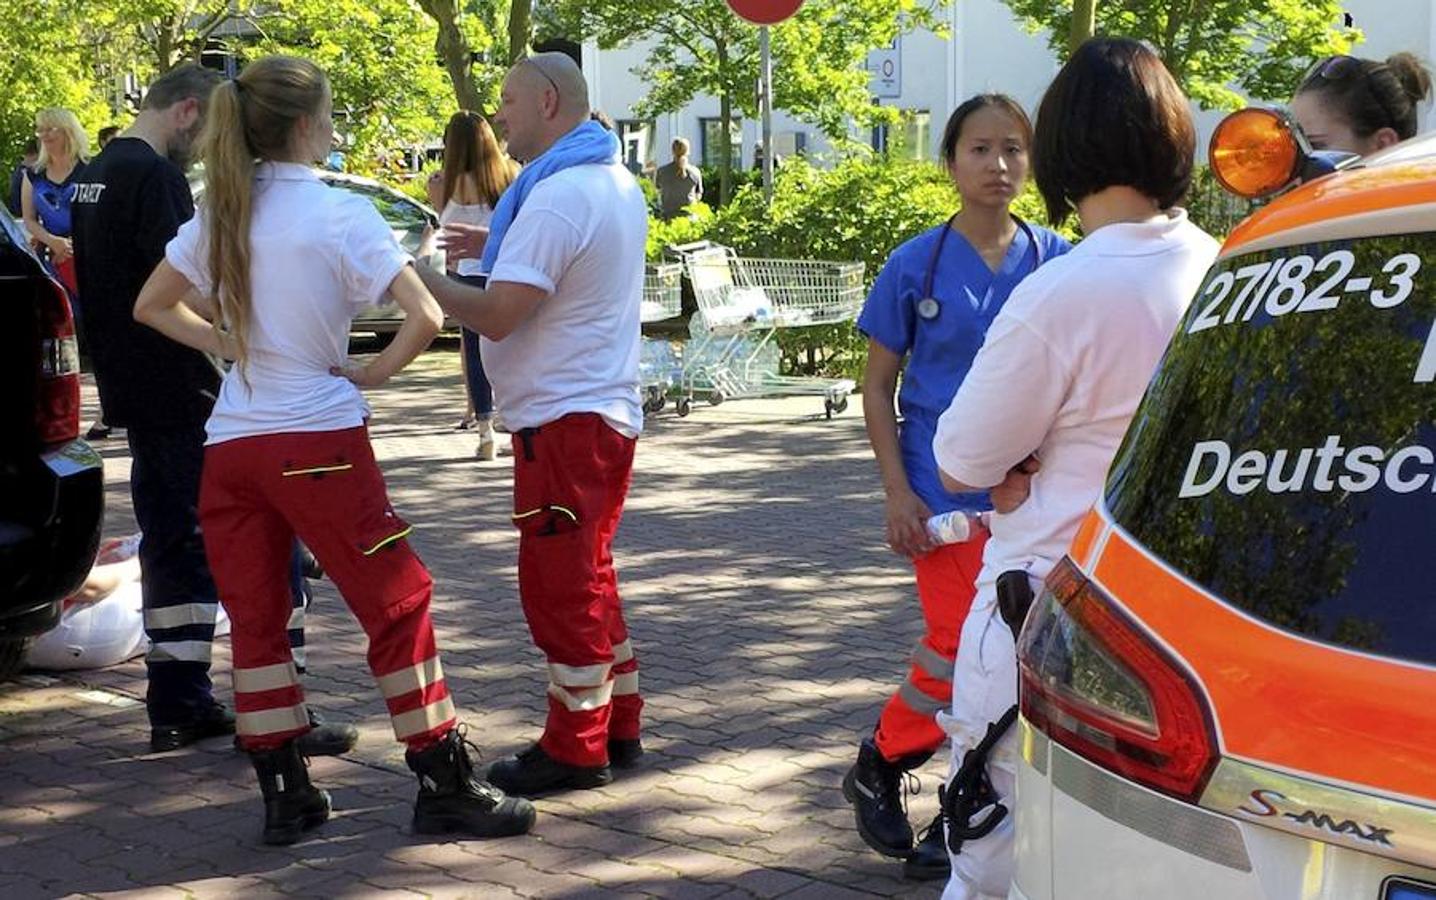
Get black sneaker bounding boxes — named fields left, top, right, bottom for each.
left=407, top=728, right=536, bottom=837
left=841, top=737, right=915, bottom=857
left=485, top=743, right=613, bottom=798
left=151, top=703, right=236, bottom=753
left=903, top=812, right=952, bottom=881
left=609, top=737, right=644, bottom=769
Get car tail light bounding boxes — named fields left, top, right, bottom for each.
left=1017, top=556, right=1218, bottom=802
left=36, top=273, right=80, bottom=445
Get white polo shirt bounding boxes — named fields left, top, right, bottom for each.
left=166, top=163, right=410, bottom=445
left=934, top=210, right=1219, bottom=587
left=482, top=162, right=647, bottom=437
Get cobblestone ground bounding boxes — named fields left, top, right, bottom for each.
left=1, top=347, right=950, bottom=899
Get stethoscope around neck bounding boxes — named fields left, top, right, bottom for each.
left=917, top=212, right=1043, bottom=321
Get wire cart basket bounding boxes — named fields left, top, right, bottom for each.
left=670, top=242, right=862, bottom=419
left=639, top=262, right=684, bottom=414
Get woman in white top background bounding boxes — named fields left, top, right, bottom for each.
left=134, top=55, right=534, bottom=846
left=929, top=38, right=1220, bottom=899
left=427, top=111, right=517, bottom=459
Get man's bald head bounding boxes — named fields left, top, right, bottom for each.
left=497, top=52, right=591, bottom=161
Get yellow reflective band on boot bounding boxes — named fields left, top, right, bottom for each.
left=234, top=660, right=301, bottom=694
left=611, top=639, right=635, bottom=665
left=548, top=661, right=611, bottom=687
left=392, top=695, right=456, bottom=740
left=281, top=464, right=354, bottom=477
left=362, top=526, right=413, bottom=556
left=612, top=671, right=639, bottom=696
left=898, top=680, right=947, bottom=715
left=548, top=681, right=615, bottom=712
left=236, top=703, right=309, bottom=736
left=911, top=643, right=955, bottom=681
left=377, top=657, right=445, bottom=698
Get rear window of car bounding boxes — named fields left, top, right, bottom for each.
left=1105, top=230, right=1436, bottom=665
left=334, top=182, right=430, bottom=254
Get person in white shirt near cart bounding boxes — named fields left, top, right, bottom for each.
left=930, top=38, right=1220, bottom=899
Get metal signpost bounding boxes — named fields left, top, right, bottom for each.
left=724, top=0, right=805, bottom=202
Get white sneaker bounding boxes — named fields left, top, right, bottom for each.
left=475, top=420, right=497, bottom=461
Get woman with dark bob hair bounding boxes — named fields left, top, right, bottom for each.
left=929, top=38, right=1220, bottom=898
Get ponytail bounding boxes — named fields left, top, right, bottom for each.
left=195, top=55, right=328, bottom=374
left=202, top=80, right=257, bottom=369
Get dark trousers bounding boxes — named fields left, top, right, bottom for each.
left=455, top=275, right=492, bottom=418
left=127, top=422, right=308, bottom=728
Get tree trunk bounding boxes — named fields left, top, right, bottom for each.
left=417, top=0, right=486, bottom=113
left=716, top=40, right=733, bottom=205
left=1068, top=0, right=1096, bottom=57
left=507, top=0, right=532, bottom=65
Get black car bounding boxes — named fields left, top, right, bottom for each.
left=0, top=213, right=104, bottom=679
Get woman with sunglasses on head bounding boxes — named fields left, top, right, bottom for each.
left=842, top=94, right=1069, bottom=882
left=134, top=55, right=535, bottom=846
left=427, top=111, right=517, bottom=458
left=1292, top=52, right=1432, bottom=156
left=930, top=39, right=1219, bottom=899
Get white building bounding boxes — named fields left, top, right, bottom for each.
left=581, top=0, right=1436, bottom=171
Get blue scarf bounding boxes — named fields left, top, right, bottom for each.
left=481, top=120, right=621, bottom=273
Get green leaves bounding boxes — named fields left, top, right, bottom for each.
left=1002, top=0, right=1357, bottom=110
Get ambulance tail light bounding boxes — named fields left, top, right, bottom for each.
left=36, top=271, right=81, bottom=446
left=1017, top=557, right=1218, bottom=802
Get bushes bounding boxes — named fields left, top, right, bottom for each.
left=659, top=156, right=1065, bottom=380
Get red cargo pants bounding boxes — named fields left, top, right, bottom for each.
left=199, top=426, right=456, bottom=751
left=872, top=534, right=987, bottom=763
left=512, top=413, right=639, bottom=768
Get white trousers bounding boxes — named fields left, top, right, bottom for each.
left=937, top=581, right=1022, bottom=900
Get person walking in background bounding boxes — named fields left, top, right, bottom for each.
left=6, top=138, right=38, bottom=217
left=426, top=111, right=516, bottom=459
left=1290, top=51, right=1432, bottom=156
left=70, top=63, right=358, bottom=758
left=134, top=54, right=534, bottom=846
left=654, top=137, right=702, bottom=219
left=843, top=94, right=1069, bottom=883
left=931, top=39, right=1219, bottom=898
left=421, top=52, right=648, bottom=798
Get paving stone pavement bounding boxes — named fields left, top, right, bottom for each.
left=1, top=347, right=952, bottom=899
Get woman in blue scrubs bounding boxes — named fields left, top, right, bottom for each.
left=842, top=94, right=1069, bottom=880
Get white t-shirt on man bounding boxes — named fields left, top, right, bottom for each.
left=933, top=209, right=1219, bottom=587
left=166, top=163, right=411, bottom=445
left=483, top=162, right=647, bottom=437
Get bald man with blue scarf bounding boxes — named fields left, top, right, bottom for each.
left=420, top=53, right=648, bottom=798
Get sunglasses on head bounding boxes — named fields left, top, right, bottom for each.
left=1301, top=55, right=1361, bottom=87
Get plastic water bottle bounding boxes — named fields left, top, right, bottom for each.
left=926, top=511, right=975, bottom=545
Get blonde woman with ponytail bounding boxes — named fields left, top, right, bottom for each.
left=134, top=55, right=535, bottom=847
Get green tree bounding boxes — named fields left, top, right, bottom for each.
left=1002, top=0, right=1358, bottom=108
left=543, top=0, right=949, bottom=204
left=0, top=0, right=109, bottom=163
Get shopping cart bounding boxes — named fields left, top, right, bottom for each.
left=670, top=242, right=862, bottom=419
left=639, top=263, right=683, bottom=414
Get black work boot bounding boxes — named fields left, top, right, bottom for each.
left=609, top=737, right=644, bottom=769
left=407, top=728, right=536, bottom=837
left=485, top=742, right=613, bottom=798
left=151, top=702, right=236, bottom=753
left=903, top=812, right=952, bottom=880
left=249, top=740, right=331, bottom=846
left=842, top=737, right=914, bottom=857
left=297, top=709, right=359, bottom=757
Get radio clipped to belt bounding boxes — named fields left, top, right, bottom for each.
left=939, top=568, right=1036, bottom=855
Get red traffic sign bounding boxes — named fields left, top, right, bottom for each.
left=725, top=0, right=804, bottom=25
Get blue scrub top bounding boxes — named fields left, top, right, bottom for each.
left=857, top=219, right=1071, bottom=515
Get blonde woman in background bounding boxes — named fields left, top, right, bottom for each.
left=427, top=111, right=517, bottom=459
left=134, top=55, right=534, bottom=846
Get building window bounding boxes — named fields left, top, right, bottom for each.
left=616, top=119, right=655, bottom=175
left=700, top=117, right=744, bottom=168
left=872, top=109, right=931, bottom=162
